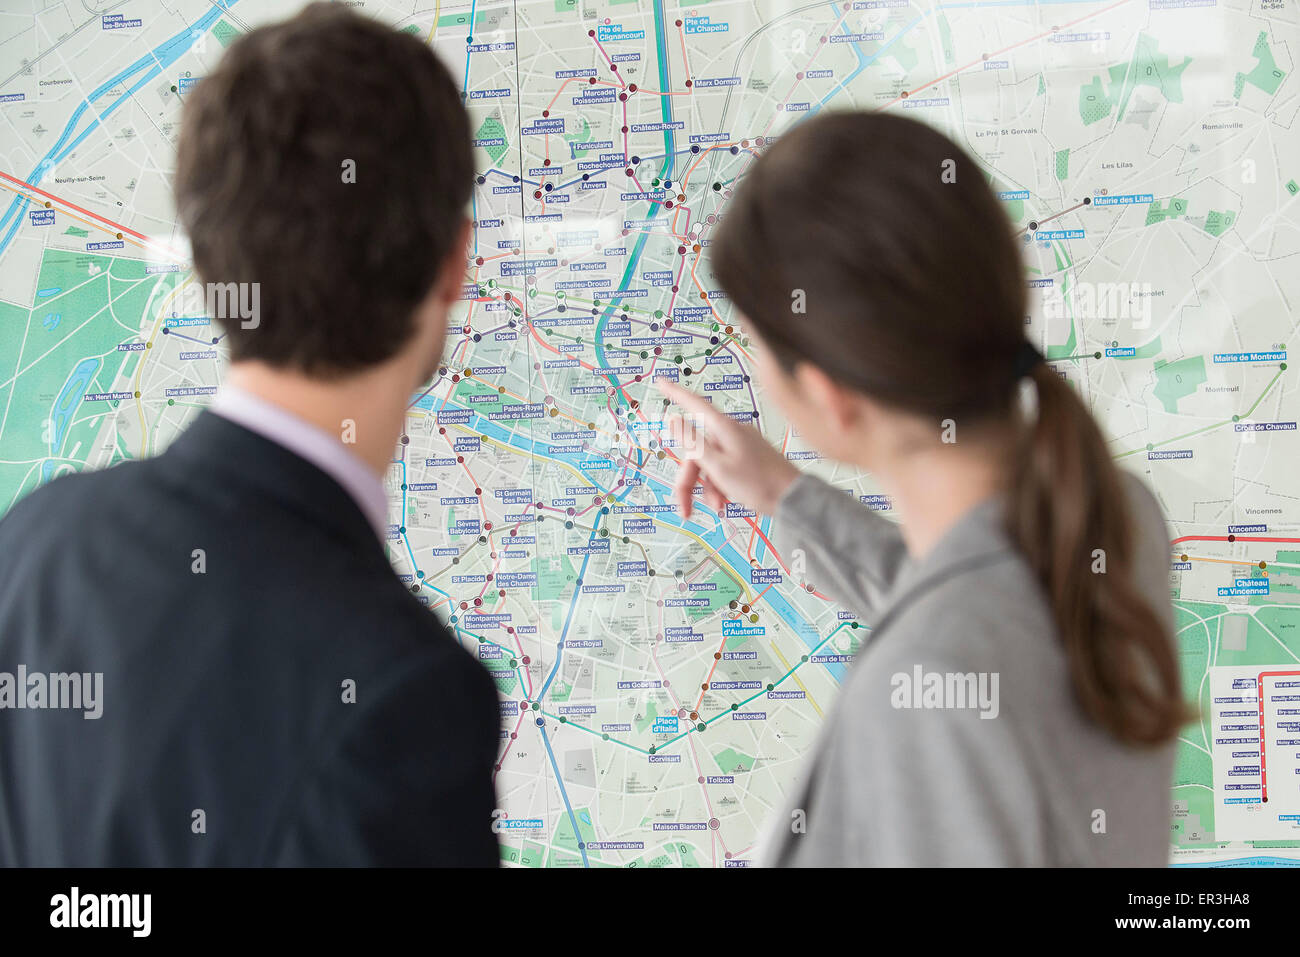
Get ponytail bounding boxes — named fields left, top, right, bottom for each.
left=1006, top=365, right=1191, bottom=746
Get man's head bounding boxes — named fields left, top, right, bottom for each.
left=175, top=3, right=471, bottom=381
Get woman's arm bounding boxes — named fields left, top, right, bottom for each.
left=657, top=379, right=908, bottom=622
left=772, top=472, right=908, bottom=623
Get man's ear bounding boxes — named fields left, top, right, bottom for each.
left=792, top=360, right=865, bottom=433
left=435, top=216, right=473, bottom=306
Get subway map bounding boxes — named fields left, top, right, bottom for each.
left=0, top=0, right=1297, bottom=866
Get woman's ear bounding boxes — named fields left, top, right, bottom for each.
left=792, top=360, right=867, bottom=434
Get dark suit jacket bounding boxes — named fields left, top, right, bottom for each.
left=0, top=411, right=501, bottom=866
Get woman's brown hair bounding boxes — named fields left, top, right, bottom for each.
left=709, top=111, right=1188, bottom=745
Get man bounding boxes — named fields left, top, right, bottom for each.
left=0, top=4, right=500, bottom=866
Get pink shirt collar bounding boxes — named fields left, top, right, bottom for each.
left=209, top=385, right=388, bottom=539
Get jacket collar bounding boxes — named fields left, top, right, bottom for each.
left=876, top=494, right=1018, bottom=623
left=159, top=410, right=389, bottom=566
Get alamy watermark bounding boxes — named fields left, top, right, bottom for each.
left=0, top=665, right=103, bottom=719
left=50, top=887, right=150, bottom=937
left=1042, top=280, right=1154, bottom=329
left=145, top=279, right=261, bottom=330
left=890, top=665, right=1000, bottom=719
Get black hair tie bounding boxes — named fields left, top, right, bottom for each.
left=1013, top=340, right=1046, bottom=379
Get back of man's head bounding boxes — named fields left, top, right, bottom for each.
left=175, top=3, right=471, bottom=378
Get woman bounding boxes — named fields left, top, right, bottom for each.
left=658, top=111, right=1188, bottom=866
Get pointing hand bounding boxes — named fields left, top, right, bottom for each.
left=656, top=378, right=800, bottom=520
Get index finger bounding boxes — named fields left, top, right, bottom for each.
left=655, top=378, right=734, bottom=433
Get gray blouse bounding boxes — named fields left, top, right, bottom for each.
left=758, top=470, right=1177, bottom=866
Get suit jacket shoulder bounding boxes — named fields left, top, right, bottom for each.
left=0, top=412, right=501, bottom=866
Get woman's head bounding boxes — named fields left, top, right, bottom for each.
left=711, top=111, right=1029, bottom=464
left=711, top=111, right=1189, bottom=746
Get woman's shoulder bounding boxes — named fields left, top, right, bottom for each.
left=842, top=547, right=1059, bottom=724
left=1116, top=470, right=1175, bottom=630
left=853, top=504, right=1051, bottom=663
left=1118, top=469, right=1171, bottom=544
left=840, top=473, right=1173, bottom=716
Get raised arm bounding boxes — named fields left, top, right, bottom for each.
left=658, top=379, right=907, bottom=622
left=772, top=472, right=907, bottom=623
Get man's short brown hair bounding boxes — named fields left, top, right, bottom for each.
left=175, top=3, right=472, bottom=376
